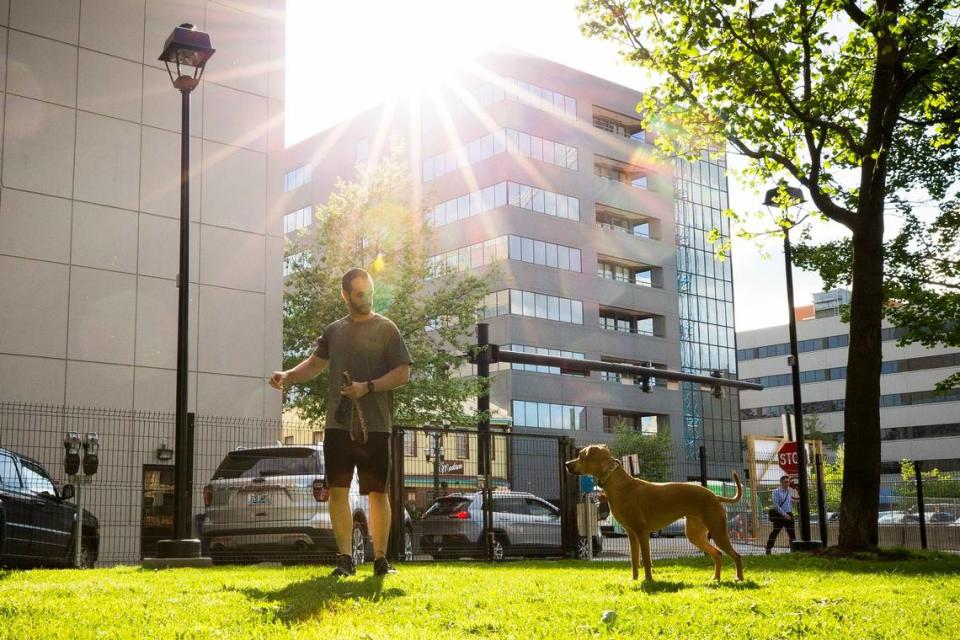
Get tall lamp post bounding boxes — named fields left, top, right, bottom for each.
left=149, top=24, right=215, bottom=566
left=763, top=183, right=821, bottom=551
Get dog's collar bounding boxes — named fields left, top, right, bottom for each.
left=597, top=460, right=621, bottom=487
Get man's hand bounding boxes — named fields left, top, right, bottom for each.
left=340, top=380, right=369, bottom=400
left=269, top=371, right=288, bottom=390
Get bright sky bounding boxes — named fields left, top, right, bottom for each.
left=285, top=0, right=835, bottom=331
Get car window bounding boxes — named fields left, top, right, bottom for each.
left=423, top=498, right=472, bottom=516
left=526, top=499, right=558, bottom=518
left=19, top=459, right=56, bottom=496
left=492, top=497, right=529, bottom=515
left=212, top=448, right=322, bottom=479
left=0, top=453, right=21, bottom=488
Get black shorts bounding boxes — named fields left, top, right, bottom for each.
left=323, top=429, right=391, bottom=495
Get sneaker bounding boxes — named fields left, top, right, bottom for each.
left=331, top=553, right=356, bottom=578
left=373, top=557, right=397, bottom=576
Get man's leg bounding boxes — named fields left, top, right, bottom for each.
left=784, top=516, right=796, bottom=544
left=329, top=487, right=353, bottom=556
left=766, top=517, right=783, bottom=553
left=368, top=491, right=392, bottom=559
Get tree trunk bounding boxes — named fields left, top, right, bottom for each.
left=837, top=212, right=884, bottom=549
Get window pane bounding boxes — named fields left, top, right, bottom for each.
left=544, top=191, right=556, bottom=215
left=542, top=140, right=555, bottom=165
left=522, top=291, right=535, bottom=316
left=458, top=195, right=470, bottom=220
left=482, top=186, right=495, bottom=212
left=493, top=130, right=506, bottom=155
left=531, top=136, right=543, bottom=161
left=481, top=134, right=493, bottom=160
left=508, top=182, right=520, bottom=206
left=556, top=194, right=568, bottom=218
left=547, top=296, right=559, bottom=320
left=570, top=249, right=581, bottom=272
left=470, top=191, right=482, bottom=216
left=495, top=182, right=507, bottom=207
left=471, top=243, right=484, bottom=268
left=571, top=300, right=583, bottom=324
left=532, top=189, right=545, bottom=213
left=509, top=235, right=522, bottom=260
left=533, top=240, right=546, bottom=265
left=468, top=139, right=482, bottom=163
left=535, top=293, right=547, bottom=318
left=559, top=298, right=571, bottom=323
left=512, top=401, right=525, bottom=427
left=545, top=243, right=558, bottom=268
left=519, top=184, right=532, bottom=209
left=496, top=235, right=508, bottom=261
left=551, top=404, right=563, bottom=429
left=558, top=247, right=570, bottom=270
left=568, top=197, right=580, bottom=221
left=519, top=132, right=531, bottom=156
left=521, top=237, right=534, bottom=262
left=538, top=403, right=550, bottom=428
left=510, top=289, right=522, bottom=314
left=506, top=129, right=519, bottom=153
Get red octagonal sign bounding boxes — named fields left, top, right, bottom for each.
left=776, top=441, right=800, bottom=475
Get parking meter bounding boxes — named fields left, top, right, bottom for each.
left=82, top=432, right=99, bottom=476
left=63, top=432, right=81, bottom=476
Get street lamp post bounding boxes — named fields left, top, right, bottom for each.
left=763, top=183, right=822, bottom=551
left=149, top=24, right=215, bottom=566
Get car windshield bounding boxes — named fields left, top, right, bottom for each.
left=212, top=448, right=321, bottom=479
left=424, top=497, right=472, bottom=516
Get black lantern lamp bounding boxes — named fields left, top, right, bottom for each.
left=159, top=23, right=215, bottom=92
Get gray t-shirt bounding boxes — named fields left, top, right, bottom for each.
left=313, top=314, right=411, bottom=433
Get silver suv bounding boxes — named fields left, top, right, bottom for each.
left=202, top=444, right=413, bottom=565
left=418, top=490, right=601, bottom=560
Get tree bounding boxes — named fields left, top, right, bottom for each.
left=282, top=150, right=494, bottom=429
left=609, top=420, right=674, bottom=482
left=578, top=0, right=960, bottom=549
left=897, top=459, right=960, bottom=501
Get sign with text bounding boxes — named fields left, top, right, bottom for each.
left=776, top=441, right=800, bottom=475
left=439, top=460, right=464, bottom=475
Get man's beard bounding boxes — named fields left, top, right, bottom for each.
left=349, top=300, right=371, bottom=315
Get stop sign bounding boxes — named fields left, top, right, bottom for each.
left=776, top=441, right=800, bottom=475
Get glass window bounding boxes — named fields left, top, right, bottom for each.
left=468, top=139, right=482, bottom=163
left=570, top=249, right=582, bottom=272
left=522, top=291, right=535, bottom=317
left=445, top=150, right=458, bottom=174
left=495, top=182, right=507, bottom=207
left=482, top=186, right=495, bottom=212
left=519, top=132, right=531, bottom=156
left=470, top=243, right=484, bottom=268
left=470, top=191, right=482, bottom=216
left=521, top=237, right=534, bottom=262
left=506, top=129, right=519, bottom=153
left=495, top=236, right=508, bottom=261
left=531, top=136, right=543, bottom=161
left=19, top=459, right=56, bottom=495
left=0, top=453, right=21, bottom=487
left=509, top=235, right=522, bottom=260
left=551, top=404, right=563, bottom=429
left=519, top=184, right=532, bottom=209
left=571, top=300, right=583, bottom=324
left=565, top=96, right=577, bottom=118
left=497, top=289, right=510, bottom=316
left=481, top=135, right=493, bottom=160
left=534, top=240, right=546, bottom=265
left=538, top=403, right=550, bottom=428
left=510, top=289, right=522, bottom=314
left=535, top=293, right=547, bottom=318
left=545, top=243, right=558, bottom=268
left=559, top=298, right=571, bottom=323
left=547, top=296, right=559, bottom=320
left=457, top=195, right=470, bottom=220
left=544, top=191, right=556, bottom=215
left=532, top=189, right=545, bottom=213
left=508, top=182, right=520, bottom=206
left=558, top=247, right=570, bottom=270
left=568, top=197, right=580, bottom=221
left=542, top=140, right=555, bottom=165
left=493, top=130, right=506, bottom=155
left=557, top=194, right=568, bottom=218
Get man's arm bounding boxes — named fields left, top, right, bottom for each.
left=341, top=364, right=411, bottom=399
left=269, top=355, right=329, bottom=389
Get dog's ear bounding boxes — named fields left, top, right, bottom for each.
left=598, top=444, right=609, bottom=450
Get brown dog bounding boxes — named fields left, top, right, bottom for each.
left=566, top=444, right=744, bottom=582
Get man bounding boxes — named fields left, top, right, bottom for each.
left=766, top=475, right=796, bottom=554
left=270, top=268, right=411, bottom=577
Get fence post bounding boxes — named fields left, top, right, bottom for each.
left=388, top=428, right=406, bottom=561
left=699, top=445, right=707, bottom=487
left=476, top=323, right=494, bottom=561
left=815, top=452, right=828, bottom=548
left=914, top=460, right=927, bottom=550
left=558, top=437, right=578, bottom=558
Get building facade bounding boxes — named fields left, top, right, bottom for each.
left=0, top=0, right=286, bottom=564
left=281, top=49, right=743, bottom=483
left=737, top=290, right=960, bottom=473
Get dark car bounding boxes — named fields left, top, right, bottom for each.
left=0, top=448, right=99, bottom=568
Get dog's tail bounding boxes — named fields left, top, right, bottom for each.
left=718, top=471, right=743, bottom=504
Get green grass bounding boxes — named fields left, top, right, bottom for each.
left=2, top=552, right=959, bottom=639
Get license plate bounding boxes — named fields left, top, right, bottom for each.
left=247, top=493, right=271, bottom=506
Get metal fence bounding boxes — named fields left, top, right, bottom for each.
left=3, top=401, right=960, bottom=569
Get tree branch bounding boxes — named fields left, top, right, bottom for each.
left=842, top=1, right=869, bottom=27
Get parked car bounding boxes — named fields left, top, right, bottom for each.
left=877, top=511, right=921, bottom=524
left=0, top=447, right=99, bottom=568
left=924, top=510, right=956, bottom=524
left=418, top=491, right=601, bottom=560
left=600, top=512, right=689, bottom=539
left=202, top=444, right=413, bottom=565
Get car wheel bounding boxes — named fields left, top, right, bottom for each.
left=79, top=543, right=95, bottom=569
left=577, top=536, right=591, bottom=560
left=403, top=526, right=414, bottom=562
left=491, top=537, right=506, bottom=561
left=352, top=520, right=366, bottom=566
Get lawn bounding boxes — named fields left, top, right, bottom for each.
left=1, top=552, right=958, bottom=639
